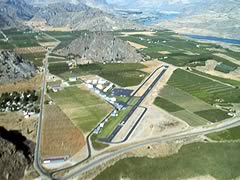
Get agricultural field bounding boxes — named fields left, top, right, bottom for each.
left=21, top=52, right=46, bottom=66
left=0, top=40, right=15, bottom=49
left=2, top=29, right=41, bottom=48
left=154, top=71, right=236, bottom=126
left=194, top=109, right=231, bottom=122
left=192, top=69, right=240, bottom=88
left=155, top=85, right=218, bottom=126
left=49, top=86, right=112, bottom=133
left=95, top=142, right=240, bottom=180
left=154, top=97, right=184, bottom=112
left=48, top=57, right=67, bottom=63
left=208, top=126, right=240, bottom=141
left=215, top=63, right=237, bottom=73
left=118, top=30, right=239, bottom=70
left=168, top=69, right=240, bottom=104
left=49, top=63, right=149, bottom=87
left=41, top=104, right=85, bottom=158
left=45, top=31, right=88, bottom=50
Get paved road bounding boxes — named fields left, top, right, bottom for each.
left=59, top=117, right=240, bottom=180
left=34, top=36, right=60, bottom=179
left=104, top=66, right=168, bottom=143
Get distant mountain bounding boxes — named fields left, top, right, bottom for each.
left=56, top=32, right=142, bottom=63
left=31, top=2, right=142, bottom=31
left=157, top=0, right=240, bottom=39
left=110, top=0, right=240, bottom=39
left=26, top=0, right=110, bottom=10
left=0, top=0, right=36, bottom=28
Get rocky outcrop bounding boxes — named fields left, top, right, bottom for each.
left=0, top=0, right=36, bottom=28
left=56, top=32, right=142, bottom=63
left=0, top=127, right=35, bottom=180
left=0, top=51, right=36, bottom=85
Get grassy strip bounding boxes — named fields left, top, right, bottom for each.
left=208, top=125, right=240, bottom=141
left=95, top=142, right=240, bottom=180
left=91, top=134, right=109, bottom=150
left=194, top=109, right=231, bottom=123
left=97, top=106, right=132, bottom=139
left=154, top=96, right=184, bottom=112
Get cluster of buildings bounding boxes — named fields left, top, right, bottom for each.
left=0, top=91, right=39, bottom=118
left=85, top=77, right=129, bottom=110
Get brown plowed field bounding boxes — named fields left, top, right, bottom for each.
left=41, top=104, right=85, bottom=158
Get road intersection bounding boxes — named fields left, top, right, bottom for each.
left=33, top=35, right=240, bottom=180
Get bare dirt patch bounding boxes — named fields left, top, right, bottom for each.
left=207, top=48, right=227, bottom=53
left=186, top=175, right=217, bottom=180
left=130, top=105, right=188, bottom=142
left=140, top=60, right=162, bottom=74
left=0, top=75, right=42, bottom=93
left=196, top=60, right=240, bottom=80
left=121, top=31, right=156, bottom=37
left=15, top=47, right=47, bottom=54
left=26, top=18, right=72, bottom=32
left=0, top=112, right=37, bottom=142
left=127, top=41, right=147, bottom=49
left=41, top=104, right=85, bottom=158
left=39, top=42, right=58, bottom=48
left=159, top=51, right=172, bottom=55
left=213, top=53, right=240, bottom=66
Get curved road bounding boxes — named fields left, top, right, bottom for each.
left=59, top=117, right=240, bottom=179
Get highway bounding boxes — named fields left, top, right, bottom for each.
left=34, top=36, right=61, bottom=179
left=59, top=116, right=240, bottom=180
left=33, top=53, right=240, bottom=179
left=104, top=66, right=168, bottom=143
left=32, top=39, right=240, bottom=180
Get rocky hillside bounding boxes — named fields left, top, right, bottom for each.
left=0, top=0, right=36, bottom=28
left=56, top=32, right=142, bottom=63
left=32, top=2, right=141, bottom=31
left=158, top=0, right=240, bottom=39
left=0, top=127, right=35, bottom=180
left=0, top=51, right=36, bottom=85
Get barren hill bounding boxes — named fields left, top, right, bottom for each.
left=56, top=32, right=143, bottom=63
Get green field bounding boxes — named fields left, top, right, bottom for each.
left=95, top=96, right=139, bottom=143
left=155, top=85, right=219, bottom=126
left=21, top=52, right=46, bottom=66
left=49, top=63, right=148, bottom=87
left=48, top=57, right=67, bottom=63
left=215, top=63, right=237, bottom=73
left=192, top=69, right=240, bottom=88
left=172, top=110, right=209, bottom=126
left=208, top=126, right=240, bottom=141
left=154, top=97, right=184, bottom=112
left=45, top=31, right=88, bottom=50
left=98, top=106, right=132, bottom=139
left=91, top=134, right=109, bottom=150
left=168, top=69, right=240, bottom=104
left=2, top=29, right=41, bottom=48
left=118, top=30, right=239, bottom=70
left=0, top=40, right=15, bottom=49
left=95, top=142, right=240, bottom=180
left=194, top=109, right=231, bottom=123
left=49, top=87, right=112, bottom=133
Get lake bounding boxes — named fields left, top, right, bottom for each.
left=186, top=35, right=240, bottom=45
